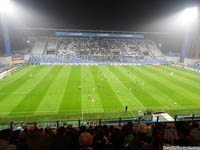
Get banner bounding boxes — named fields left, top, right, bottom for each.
left=12, top=55, right=24, bottom=61
left=56, top=32, right=144, bottom=39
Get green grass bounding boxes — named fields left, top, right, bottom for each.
left=0, top=65, right=200, bottom=124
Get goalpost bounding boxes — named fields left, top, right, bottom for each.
left=0, top=70, right=11, bottom=80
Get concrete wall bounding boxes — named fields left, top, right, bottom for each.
left=165, top=57, right=200, bottom=66
left=12, top=55, right=30, bottom=64
left=0, top=56, right=12, bottom=65
left=24, top=54, right=30, bottom=61
left=165, top=56, right=180, bottom=63
left=12, top=60, right=24, bottom=64
left=184, top=58, right=200, bottom=66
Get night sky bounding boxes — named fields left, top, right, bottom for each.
left=0, top=0, right=199, bottom=53
left=9, top=0, right=200, bottom=32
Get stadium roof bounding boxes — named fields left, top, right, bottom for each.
left=5, top=0, right=200, bottom=33
left=17, top=27, right=170, bottom=35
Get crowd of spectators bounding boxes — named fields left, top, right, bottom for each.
left=0, top=121, right=200, bottom=150
left=45, top=38, right=58, bottom=55
left=194, top=62, right=200, bottom=70
left=31, top=38, right=48, bottom=56
left=32, top=36, right=163, bottom=59
left=30, top=36, right=167, bottom=64
left=57, top=37, right=154, bottom=59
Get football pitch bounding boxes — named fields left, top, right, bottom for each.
left=0, top=65, right=200, bottom=123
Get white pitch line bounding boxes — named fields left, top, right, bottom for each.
left=26, top=71, right=51, bottom=94
left=1, top=105, right=197, bottom=115
left=0, top=107, right=144, bottom=114
left=108, top=66, right=145, bottom=108
left=0, top=92, right=30, bottom=95
left=0, top=67, right=48, bottom=96
left=131, top=92, right=146, bottom=109
left=123, top=66, right=169, bottom=109
left=0, top=66, right=36, bottom=88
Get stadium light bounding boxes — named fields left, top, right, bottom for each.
left=178, top=7, right=199, bottom=62
left=0, top=0, right=12, bottom=13
left=178, top=7, right=199, bottom=26
left=0, top=0, right=12, bottom=54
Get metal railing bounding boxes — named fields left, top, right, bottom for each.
left=1, top=112, right=200, bottom=131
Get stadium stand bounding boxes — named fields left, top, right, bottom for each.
left=0, top=64, right=5, bottom=69
left=29, top=56, right=67, bottom=64
left=31, top=37, right=48, bottom=56
left=167, top=52, right=181, bottom=57
left=29, top=36, right=167, bottom=64
left=1, top=121, right=200, bottom=150
left=44, top=38, right=59, bottom=55
left=145, top=40, right=164, bottom=58
left=136, top=40, right=153, bottom=57
left=193, top=62, right=200, bottom=70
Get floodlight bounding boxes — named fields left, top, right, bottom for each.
left=178, top=7, right=199, bottom=26
left=0, top=0, right=12, bottom=13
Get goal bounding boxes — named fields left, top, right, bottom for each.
left=0, top=70, right=11, bottom=80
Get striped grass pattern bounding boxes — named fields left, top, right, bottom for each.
left=0, top=65, right=199, bottom=123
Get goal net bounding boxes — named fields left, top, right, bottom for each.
left=0, top=70, right=11, bottom=80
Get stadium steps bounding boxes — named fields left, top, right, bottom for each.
left=43, top=37, right=50, bottom=55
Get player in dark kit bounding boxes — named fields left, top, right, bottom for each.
left=125, top=106, right=128, bottom=112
